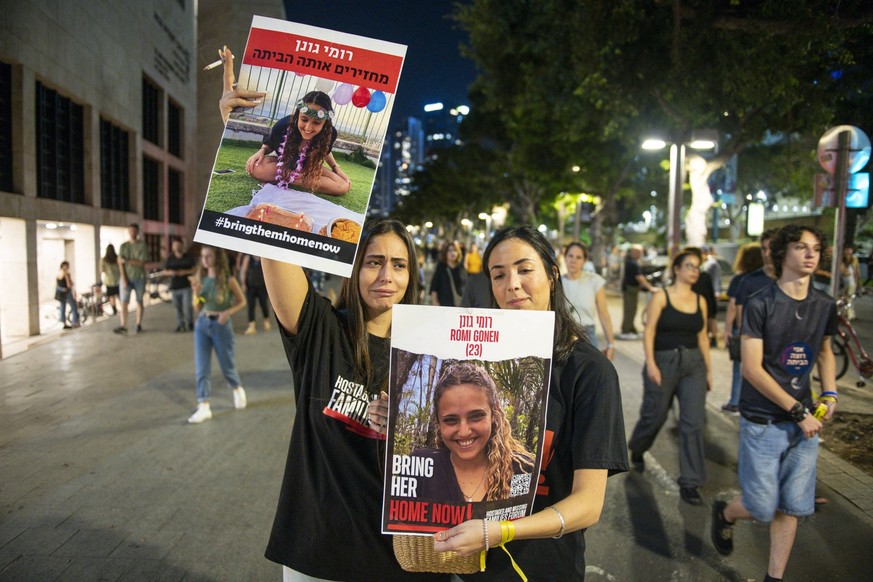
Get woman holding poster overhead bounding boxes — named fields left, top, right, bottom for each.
left=431, top=226, right=629, bottom=580
left=220, top=48, right=443, bottom=582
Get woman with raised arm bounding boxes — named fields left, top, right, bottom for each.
left=428, top=226, right=628, bottom=580
left=219, top=48, right=444, bottom=582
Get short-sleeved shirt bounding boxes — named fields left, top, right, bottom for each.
left=265, top=285, right=445, bottom=582
left=165, top=254, right=195, bottom=290
left=734, top=267, right=773, bottom=307
left=562, top=272, right=605, bottom=327
left=264, top=116, right=338, bottom=153
left=622, top=257, right=642, bottom=290
left=462, top=342, right=628, bottom=581
left=740, top=283, right=837, bottom=421
left=119, top=240, right=149, bottom=281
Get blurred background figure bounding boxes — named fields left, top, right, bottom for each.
left=721, top=242, right=764, bottom=414
left=430, top=240, right=465, bottom=306
left=464, top=242, right=482, bottom=276
left=101, top=244, right=120, bottom=316
left=562, top=242, right=615, bottom=360
left=841, top=244, right=860, bottom=320
left=240, top=254, right=272, bottom=335
left=162, top=237, right=196, bottom=332
left=55, top=261, right=80, bottom=329
left=619, top=245, right=654, bottom=340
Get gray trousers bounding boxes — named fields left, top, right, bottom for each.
left=628, top=346, right=707, bottom=488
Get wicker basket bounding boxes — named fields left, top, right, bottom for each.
left=393, top=535, right=482, bottom=574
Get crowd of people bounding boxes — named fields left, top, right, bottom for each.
left=40, top=43, right=864, bottom=582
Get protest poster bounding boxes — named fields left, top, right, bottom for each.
left=382, top=305, right=554, bottom=535
left=195, top=15, right=406, bottom=277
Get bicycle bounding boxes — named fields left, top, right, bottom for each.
left=77, top=284, right=109, bottom=324
left=817, top=294, right=873, bottom=387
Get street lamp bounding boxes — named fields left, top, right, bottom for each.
left=641, top=131, right=717, bottom=256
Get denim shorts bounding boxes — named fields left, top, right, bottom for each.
left=121, top=278, right=146, bottom=304
left=738, top=417, right=818, bottom=521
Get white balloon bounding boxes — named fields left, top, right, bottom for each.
left=315, top=78, right=335, bottom=93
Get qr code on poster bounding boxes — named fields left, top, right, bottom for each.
left=510, top=473, right=532, bottom=497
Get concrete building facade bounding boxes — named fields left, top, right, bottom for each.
left=0, top=0, right=285, bottom=357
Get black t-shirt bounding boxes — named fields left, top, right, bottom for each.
left=622, top=257, right=641, bottom=291
left=164, top=254, right=195, bottom=290
left=264, top=116, right=339, bottom=153
left=265, top=285, right=446, bottom=581
left=430, top=263, right=465, bottom=307
left=734, top=268, right=774, bottom=307
left=691, top=271, right=717, bottom=320
left=462, top=342, right=629, bottom=581
left=740, top=283, right=837, bottom=421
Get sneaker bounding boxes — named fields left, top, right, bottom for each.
left=711, top=500, right=734, bottom=555
left=113, top=326, right=128, bottom=335
left=175, top=324, right=186, bottom=333
left=63, top=324, right=73, bottom=330
left=617, top=332, right=640, bottom=340
left=187, top=402, right=212, bottom=424
left=245, top=322, right=257, bottom=336
left=135, top=324, right=143, bottom=333
left=233, top=386, right=247, bottom=410
left=680, top=486, right=703, bottom=506
left=720, top=403, right=740, bottom=416
left=262, top=320, right=272, bottom=332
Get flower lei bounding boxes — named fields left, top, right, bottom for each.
left=275, top=133, right=309, bottom=189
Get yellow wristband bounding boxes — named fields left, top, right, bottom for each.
left=499, top=521, right=515, bottom=546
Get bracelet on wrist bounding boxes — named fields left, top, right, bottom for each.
left=820, top=391, right=839, bottom=401
left=482, top=520, right=489, bottom=551
left=548, top=506, right=565, bottom=539
left=789, top=401, right=808, bottom=423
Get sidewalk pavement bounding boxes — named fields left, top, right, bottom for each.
left=1, top=290, right=872, bottom=580
left=606, top=291, right=873, bottom=525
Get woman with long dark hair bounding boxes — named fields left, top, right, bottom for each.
left=430, top=226, right=628, bottom=580
left=222, top=45, right=443, bottom=582
left=628, top=249, right=713, bottom=505
left=246, top=89, right=351, bottom=196
left=430, top=240, right=465, bottom=307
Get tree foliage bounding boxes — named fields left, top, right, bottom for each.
left=451, top=0, right=873, bottom=245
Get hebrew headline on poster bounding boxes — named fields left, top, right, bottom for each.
left=195, top=15, right=406, bottom=277
left=382, top=305, right=555, bottom=535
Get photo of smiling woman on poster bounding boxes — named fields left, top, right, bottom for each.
left=414, top=362, right=535, bottom=505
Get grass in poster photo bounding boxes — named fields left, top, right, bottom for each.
left=206, top=138, right=373, bottom=215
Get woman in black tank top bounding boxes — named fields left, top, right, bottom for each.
left=628, top=249, right=713, bottom=505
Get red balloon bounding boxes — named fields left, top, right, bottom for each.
left=351, top=86, right=371, bottom=108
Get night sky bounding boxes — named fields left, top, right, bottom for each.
left=281, top=0, right=477, bottom=122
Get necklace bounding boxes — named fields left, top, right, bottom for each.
left=452, top=456, right=487, bottom=502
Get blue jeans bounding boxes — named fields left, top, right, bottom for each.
left=582, top=324, right=598, bottom=349
left=738, top=417, right=818, bottom=521
left=729, top=359, right=742, bottom=407
left=172, top=287, right=193, bottom=329
left=58, top=293, right=79, bottom=325
left=194, top=315, right=242, bottom=402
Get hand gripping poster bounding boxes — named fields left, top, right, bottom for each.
left=195, top=16, right=406, bottom=277
left=382, top=305, right=554, bottom=535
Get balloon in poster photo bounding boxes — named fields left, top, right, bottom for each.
left=333, top=83, right=353, bottom=105
left=367, top=90, right=387, bottom=113
left=352, top=86, right=371, bottom=107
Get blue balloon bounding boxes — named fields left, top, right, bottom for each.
left=366, top=90, right=387, bottom=113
